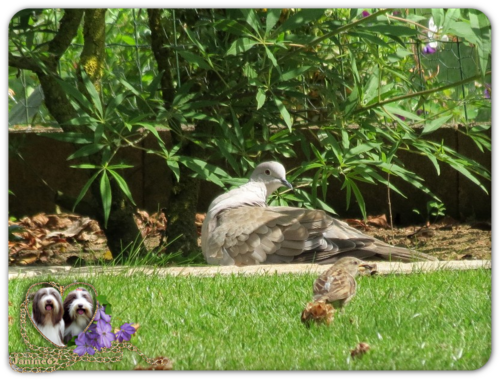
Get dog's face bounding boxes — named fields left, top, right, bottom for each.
left=32, top=287, right=63, bottom=325
left=63, top=288, right=93, bottom=322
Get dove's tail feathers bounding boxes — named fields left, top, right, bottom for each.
left=368, top=243, right=438, bottom=262
left=292, top=243, right=437, bottom=264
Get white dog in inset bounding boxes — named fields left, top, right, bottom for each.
left=63, top=288, right=94, bottom=343
left=31, top=287, right=65, bottom=346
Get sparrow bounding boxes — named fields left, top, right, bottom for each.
left=312, top=257, right=375, bottom=309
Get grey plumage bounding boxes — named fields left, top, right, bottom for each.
left=202, top=161, right=437, bottom=266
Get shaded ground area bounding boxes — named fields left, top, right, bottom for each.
left=8, top=211, right=491, bottom=266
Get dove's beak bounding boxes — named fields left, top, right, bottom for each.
left=281, top=179, right=293, bottom=190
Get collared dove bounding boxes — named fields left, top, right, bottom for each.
left=201, top=161, right=437, bottom=265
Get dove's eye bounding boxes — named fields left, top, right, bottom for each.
left=265, top=169, right=271, bottom=175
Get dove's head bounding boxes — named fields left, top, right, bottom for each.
left=333, top=257, right=374, bottom=277
left=250, top=161, right=293, bottom=195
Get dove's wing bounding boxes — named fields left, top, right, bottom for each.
left=206, top=206, right=333, bottom=265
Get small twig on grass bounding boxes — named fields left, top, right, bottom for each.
left=387, top=171, right=394, bottom=239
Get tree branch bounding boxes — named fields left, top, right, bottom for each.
left=48, top=9, right=84, bottom=59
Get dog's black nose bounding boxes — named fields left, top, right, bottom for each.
left=46, top=300, right=53, bottom=304
left=78, top=304, right=83, bottom=308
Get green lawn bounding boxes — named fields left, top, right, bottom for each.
left=8, top=268, right=491, bottom=370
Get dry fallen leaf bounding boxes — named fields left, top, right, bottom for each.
left=9, top=316, right=14, bottom=326
left=46, top=217, right=92, bottom=238
left=344, top=219, right=369, bottom=231
left=367, top=214, right=390, bottom=229
left=351, top=342, right=370, bottom=358
left=15, top=252, right=39, bottom=265
left=301, top=301, right=335, bottom=326
left=32, top=213, right=49, bottom=227
left=131, top=323, right=140, bottom=334
left=134, top=356, right=173, bottom=370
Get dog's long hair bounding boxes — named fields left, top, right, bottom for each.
left=63, top=288, right=94, bottom=343
left=32, top=287, right=65, bottom=346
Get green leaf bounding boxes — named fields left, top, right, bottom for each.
left=442, top=9, right=461, bottom=34
left=318, top=131, right=343, bottom=163
left=70, top=163, right=100, bottom=169
left=383, top=105, right=424, bottom=121
left=67, top=143, right=106, bottom=161
left=274, top=97, right=292, bottom=130
left=227, top=38, right=257, bottom=55
left=256, top=89, right=266, bottom=110
left=108, top=169, right=136, bottom=206
left=182, top=25, right=206, bottom=53
left=100, top=171, right=112, bottom=228
left=240, top=9, right=262, bottom=35
left=178, top=157, right=229, bottom=188
left=73, top=170, right=101, bottom=212
left=214, top=19, right=249, bottom=36
left=347, top=31, right=390, bottom=47
left=448, top=160, right=487, bottom=193
left=105, top=92, right=127, bottom=119
left=421, top=115, right=453, bottom=135
left=37, top=132, right=93, bottom=144
left=264, top=46, right=278, bottom=67
left=63, top=115, right=101, bottom=126
left=360, top=25, right=418, bottom=37
left=279, top=66, right=311, bottom=82
left=277, top=9, right=325, bottom=33
left=147, top=70, right=165, bottom=98
left=135, top=122, right=165, bottom=145
left=448, top=22, right=478, bottom=44
left=56, top=79, right=93, bottom=111
left=177, top=50, right=212, bottom=70
left=217, top=142, right=241, bottom=176
left=243, top=62, right=258, bottom=78
left=167, top=160, right=180, bottom=182
left=266, top=9, right=282, bottom=34
left=346, top=177, right=366, bottom=220
left=469, top=9, right=491, bottom=77
left=431, top=9, right=444, bottom=29
left=345, top=142, right=381, bottom=158
left=316, top=198, right=337, bottom=215
left=119, top=78, right=141, bottom=96
left=81, top=71, right=103, bottom=118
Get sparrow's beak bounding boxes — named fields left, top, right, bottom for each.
left=359, top=262, right=377, bottom=275
left=281, top=179, right=293, bottom=190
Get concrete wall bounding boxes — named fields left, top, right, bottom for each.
left=8, top=128, right=491, bottom=224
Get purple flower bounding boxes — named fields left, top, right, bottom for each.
left=395, top=114, right=406, bottom=121
left=94, top=305, right=111, bottom=323
left=115, top=323, right=136, bottom=343
left=362, top=11, right=370, bottom=17
left=73, top=332, right=95, bottom=356
left=416, top=109, right=425, bottom=116
left=484, top=83, right=491, bottom=99
left=96, top=319, right=115, bottom=348
left=85, top=325, right=102, bottom=351
left=422, top=44, right=437, bottom=54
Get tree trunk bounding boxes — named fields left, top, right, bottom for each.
left=147, top=9, right=200, bottom=256
left=10, top=9, right=144, bottom=261
left=78, top=9, right=144, bottom=260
